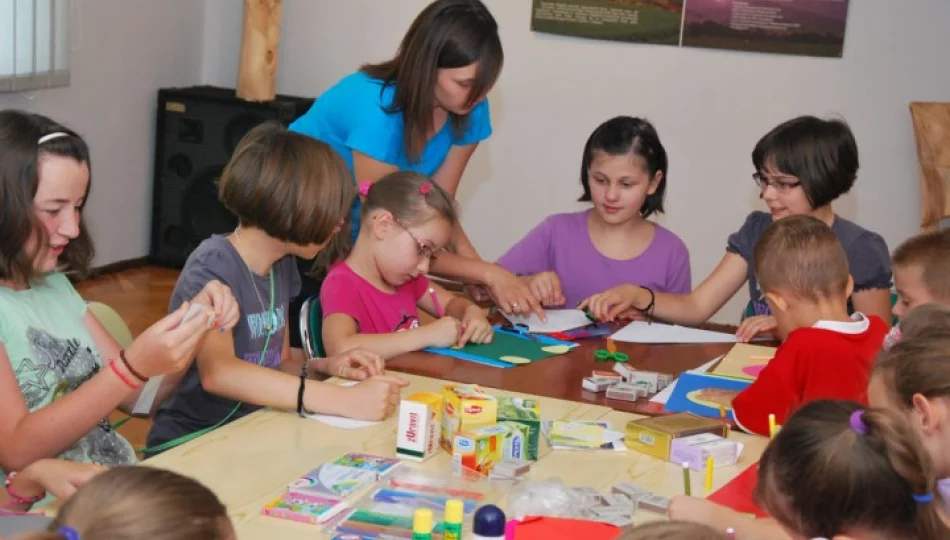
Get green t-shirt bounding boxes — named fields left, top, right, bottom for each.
left=0, top=273, right=136, bottom=470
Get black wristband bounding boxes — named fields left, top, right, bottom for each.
left=637, top=286, right=656, bottom=316
left=297, top=372, right=314, bottom=417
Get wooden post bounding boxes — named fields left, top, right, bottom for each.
left=910, top=102, right=950, bottom=231
left=236, top=0, right=282, bottom=102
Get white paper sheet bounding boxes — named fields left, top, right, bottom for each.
left=502, top=309, right=591, bottom=333
left=610, top=321, right=737, bottom=344
left=650, top=356, right=721, bottom=405
left=131, top=375, right=165, bottom=416
left=304, top=380, right=381, bottom=429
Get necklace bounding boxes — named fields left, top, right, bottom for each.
left=232, top=227, right=276, bottom=335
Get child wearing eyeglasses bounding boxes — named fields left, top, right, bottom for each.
left=580, top=116, right=892, bottom=339
left=320, top=171, right=494, bottom=360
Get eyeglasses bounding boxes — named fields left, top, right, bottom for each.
left=753, top=172, right=801, bottom=192
left=394, top=218, right=442, bottom=259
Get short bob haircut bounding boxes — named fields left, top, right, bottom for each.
left=752, top=115, right=858, bottom=209
left=577, top=116, right=668, bottom=218
left=0, top=109, right=94, bottom=283
left=218, top=122, right=355, bottom=246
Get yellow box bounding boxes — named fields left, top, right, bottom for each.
left=452, top=424, right=508, bottom=475
left=625, top=413, right=727, bottom=461
left=396, top=392, right=443, bottom=462
left=440, top=384, right=497, bottom=452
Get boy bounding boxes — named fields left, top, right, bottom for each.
left=713, top=215, right=888, bottom=435
left=884, top=228, right=950, bottom=348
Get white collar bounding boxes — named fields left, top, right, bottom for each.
left=812, top=312, right=870, bottom=334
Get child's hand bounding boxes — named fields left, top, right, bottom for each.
left=124, top=301, right=216, bottom=379
left=325, top=348, right=384, bottom=380
left=484, top=265, right=546, bottom=321
left=458, top=305, right=493, bottom=347
left=17, top=459, right=108, bottom=502
left=578, top=284, right=644, bottom=322
left=191, top=280, right=240, bottom=331
left=426, top=316, right=462, bottom=348
left=342, top=375, right=409, bottom=421
left=695, top=388, right=739, bottom=407
left=524, top=271, right=566, bottom=307
left=735, top=315, right=777, bottom=343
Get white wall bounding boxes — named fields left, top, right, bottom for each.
left=205, top=0, right=950, bottom=322
left=0, top=0, right=205, bottom=266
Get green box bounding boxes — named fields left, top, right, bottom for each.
left=497, top=396, right=540, bottom=461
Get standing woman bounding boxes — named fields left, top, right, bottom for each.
left=290, top=0, right=543, bottom=346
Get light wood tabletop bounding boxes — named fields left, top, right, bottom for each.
left=143, top=373, right=766, bottom=539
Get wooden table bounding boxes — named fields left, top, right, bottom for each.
left=388, top=325, right=742, bottom=416
left=145, top=373, right=766, bottom=540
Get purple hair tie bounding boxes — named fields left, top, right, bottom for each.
left=58, top=526, right=80, bottom=540
left=849, top=410, right=869, bottom=435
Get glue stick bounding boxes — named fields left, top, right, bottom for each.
left=412, top=508, right=433, bottom=540
left=473, top=504, right=506, bottom=540
left=443, top=499, right=464, bottom=540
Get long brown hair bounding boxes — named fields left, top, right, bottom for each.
left=756, top=400, right=948, bottom=539
left=0, top=109, right=94, bottom=284
left=20, top=466, right=232, bottom=540
left=361, top=0, right=502, bottom=162
left=874, top=303, right=950, bottom=407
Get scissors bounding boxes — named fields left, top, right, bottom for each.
left=594, top=338, right=629, bottom=363
left=500, top=322, right=541, bottom=342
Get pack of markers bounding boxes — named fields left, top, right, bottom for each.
left=325, top=466, right=498, bottom=539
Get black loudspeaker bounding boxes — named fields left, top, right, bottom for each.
left=149, top=85, right=314, bottom=267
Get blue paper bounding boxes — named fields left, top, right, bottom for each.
left=664, top=371, right=752, bottom=420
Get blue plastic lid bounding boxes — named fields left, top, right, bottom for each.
left=473, top=504, right=506, bottom=536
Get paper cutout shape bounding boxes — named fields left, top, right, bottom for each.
left=711, top=344, right=776, bottom=381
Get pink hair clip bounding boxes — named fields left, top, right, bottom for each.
left=882, top=325, right=902, bottom=351
left=419, top=182, right=433, bottom=195
left=358, top=181, right=372, bottom=197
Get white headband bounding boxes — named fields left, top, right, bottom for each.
left=38, top=132, right=69, bottom=145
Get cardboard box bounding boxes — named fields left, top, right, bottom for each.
left=396, top=392, right=443, bottom=462
left=670, top=433, right=742, bottom=471
left=452, top=424, right=508, bottom=475
left=625, top=413, right=728, bottom=461
left=497, top=396, right=540, bottom=461
left=440, top=384, right=497, bottom=452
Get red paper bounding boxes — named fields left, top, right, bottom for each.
left=706, top=462, right=770, bottom=518
left=513, top=516, right=621, bottom=540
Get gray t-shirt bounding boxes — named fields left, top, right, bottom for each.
left=726, top=211, right=892, bottom=317
left=146, top=235, right=301, bottom=454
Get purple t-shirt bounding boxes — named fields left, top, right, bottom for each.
left=496, top=210, right=692, bottom=307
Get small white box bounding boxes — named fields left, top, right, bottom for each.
left=583, top=377, right=613, bottom=393
left=396, top=393, right=442, bottom=462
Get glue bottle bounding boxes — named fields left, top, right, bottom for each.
left=412, top=508, right=433, bottom=540
left=443, top=499, right=464, bottom=540
left=473, top=504, right=506, bottom=540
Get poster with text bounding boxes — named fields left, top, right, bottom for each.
left=531, top=0, right=684, bottom=46
left=681, top=0, right=850, bottom=57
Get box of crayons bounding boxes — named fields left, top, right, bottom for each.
left=625, top=413, right=728, bottom=461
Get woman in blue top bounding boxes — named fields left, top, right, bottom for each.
left=290, top=0, right=544, bottom=345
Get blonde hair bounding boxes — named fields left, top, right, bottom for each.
left=20, top=466, right=231, bottom=540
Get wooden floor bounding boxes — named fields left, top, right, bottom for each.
left=75, top=265, right=181, bottom=450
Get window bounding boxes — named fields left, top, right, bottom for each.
left=0, top=0, right=70, bottom=93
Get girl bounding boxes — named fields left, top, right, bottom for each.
left=291, top=0, right=544, bottom=336
left=0, top=110, right=237, bottom=474
left=145, top=123, right=407, bottom=455
left=497, top=116, right=691, bottom=308
left=321, top=172, right=494, bottom=359
left=20, top=466, right=234, bottom=540
left=580, top=116, right=892, bottom=339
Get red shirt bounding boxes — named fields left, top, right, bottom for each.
left=733, top=315, right=888, bottom=436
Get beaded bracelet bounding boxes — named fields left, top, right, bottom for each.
left=4, top=471, right=45, bottom=507
left=109, top=358, right=141, bottom=390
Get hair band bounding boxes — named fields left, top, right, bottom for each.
left=849, top=409, right=869, bottom=436
left=357, top=181, right=372, bottom=197
left=38, top=132, right=70, bottom=145
left=913, top=492, right=935, bottom=504
left=419, top=182, right=433, bottom=195
left=58, top=526, right=81, bottom=540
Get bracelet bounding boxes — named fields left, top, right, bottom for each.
left=108, top=358, right=141, bottom=390
left=296, top=372, right=315, bottom=417
left=636, top=286, right=656, bottom=317
left=4, top=471, right=45, bottom=507
left=119, top=349, right=148, bottom=383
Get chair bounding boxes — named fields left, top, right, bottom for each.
left=87, top=301, right=133, bottom=348
left=298, top=295, right=325, bottom=360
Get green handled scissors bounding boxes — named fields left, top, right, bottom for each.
left=594, top=349, right=629, bottom=363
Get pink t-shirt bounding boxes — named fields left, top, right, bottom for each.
left=320, top=262, right=430, bottom=334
